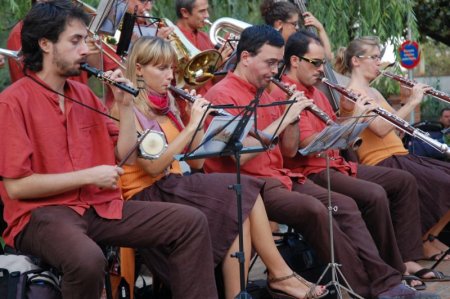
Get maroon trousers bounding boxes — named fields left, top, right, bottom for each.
left=309, top=164, right=423, bottom=264
left=377, top=154, right=450, bottom=234
left=260, top=178, right=401, bottom=298
left=15, top=201, right=218, bottom=299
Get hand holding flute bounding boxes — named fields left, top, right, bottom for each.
left=168, top=85, right=278, bottom=146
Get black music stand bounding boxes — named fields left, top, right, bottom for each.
left=299, top=118, right=368, bottom=299
left=176, top=90, right=293, bottom=298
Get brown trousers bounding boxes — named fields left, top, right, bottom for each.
left=261, top=177, right=401, bottom=298
left=377, top=154, right=450, bottom=234
left=309, top=164, right=423, bottom=263
left=15, top=201, right=218, bottom=299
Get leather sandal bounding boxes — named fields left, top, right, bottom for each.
left=267, top=272, right=329, bottom=299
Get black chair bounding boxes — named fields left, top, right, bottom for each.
left=403, top=120, right=446, bottom=160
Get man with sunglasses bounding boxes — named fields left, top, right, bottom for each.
left=271, top=30, right=441, bottom=297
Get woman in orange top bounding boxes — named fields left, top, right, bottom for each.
left=114, top=36, right=328, bottom=299
left=336, top=36, right=450, bottom=262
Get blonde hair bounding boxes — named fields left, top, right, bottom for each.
left=126, top=37, right=181, bottom=120
left=334, top=36, right=380, bottom=75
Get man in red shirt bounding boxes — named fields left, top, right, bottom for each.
left=174, top=0, right=233, bottom=123
left=204, top=24, right=436, bottom=299
left=0, top=2, right=217, bottom=298
left=271, top=30, right=448, bottom=283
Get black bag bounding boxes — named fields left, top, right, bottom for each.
left=274, top=232, right=327, bottom=283
left=0, top=255, right=61, bottom=299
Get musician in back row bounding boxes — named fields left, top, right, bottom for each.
left=336, top=36, right=450, bottom=264
left=0, top=1, right=219, bottom=298
left=174, top=0, right=232, bottom=123
left=260, top=0, right=333, bottom=60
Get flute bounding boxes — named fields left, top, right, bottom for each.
left=321, top=78, right=450, bottom=156
left=168, top=85, right=278, bottom=147
left=380, top=71, right=450, bottom=104
left=270, top=77, right=336, bottom=125
left=80, top=63, right=139, bottom=97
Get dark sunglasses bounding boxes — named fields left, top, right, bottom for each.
left=298, top=56, right=327, bottom=68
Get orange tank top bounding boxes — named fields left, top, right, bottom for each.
left=120, top=117, right=182, bottom=200
left=340, top=102, right=408, bottom=165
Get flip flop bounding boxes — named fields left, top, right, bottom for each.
left=402, top=274, right=426, bottom=291
left=414, top=268, right=450, bottom=282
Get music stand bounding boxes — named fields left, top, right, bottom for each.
left=299, top=118, right=368, bottom=299
left=176, top=90, right=293, bottom=298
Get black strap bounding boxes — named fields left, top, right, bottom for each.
left=7, top=271, right=21, bottom=299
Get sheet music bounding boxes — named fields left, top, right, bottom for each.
left=298, top=122, right=368, bottom=156
left=192, top=116, right=254, bottom=156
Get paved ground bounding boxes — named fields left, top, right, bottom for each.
left=248, top=254, right=450, bottom=298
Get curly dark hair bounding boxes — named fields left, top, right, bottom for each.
left=21, top=0, right=89, bottom=72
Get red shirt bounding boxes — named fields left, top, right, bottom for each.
left=203, top=72, right=305, bottom=190
left=0, top=73, right=123, bottom=247
left=176, top=23, right=214, bottom=51
left=271, top=75, right=357, bottom=177
left=6, top=21, right=23, bottom=83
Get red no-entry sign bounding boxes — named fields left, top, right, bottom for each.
left=398, top=40, right=420, bottom=69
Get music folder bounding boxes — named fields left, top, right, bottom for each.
left=298, top=120, right=368, bottom=156
left=175, top=115, right=255, bottom=161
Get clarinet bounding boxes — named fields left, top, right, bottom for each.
left=168, top=85, right=233, bottom=117
left=321, top=78, right=450, bottom=156
left=80, top=63, right=139, bottom=97
left=270, top=77, right=336, bottom=125
left=380, top=71, right=450, bottom=104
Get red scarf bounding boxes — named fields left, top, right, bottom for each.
left=147, top=93, right=184, bottom=132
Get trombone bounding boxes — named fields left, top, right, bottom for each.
left=0, top=48, right=21, bottom=61
left=74, top=0, right=126, bottom=69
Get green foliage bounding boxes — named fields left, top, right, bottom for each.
left=414, top=0, right=450, bottom=46
left=0, top=0, right=432, bottom=96
left=415, top=38, right=450, bottom=77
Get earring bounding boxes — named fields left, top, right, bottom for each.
left=137, top=75, right=145, bottom=90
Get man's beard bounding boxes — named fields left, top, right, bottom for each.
left=52, top=47, right=82, bottom=77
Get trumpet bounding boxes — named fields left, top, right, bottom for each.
left=168, top=85, right=278, bottom=147
left=380, top=71, right=450, bottom=104
left=321, top=78, right=450, bottom=156
left=80, top=63, right=139, bottom=96
left=270, top=77, right=336, bottom=125
left=0, top=48, right=21, bottom=61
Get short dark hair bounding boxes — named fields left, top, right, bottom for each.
left=260, top=0, right=299, bottom=26
left=236, top=25, right=284, bottom=63
left=440, top=107, right=450, bottom=116
left=175, top=0, right=197, bottom=19
left=284, top=30, right=322, bottom=69
left=21, top=0, right=89, bottom=72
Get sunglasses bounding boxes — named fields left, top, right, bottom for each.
left=298, top=56, right=327, bottom=68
